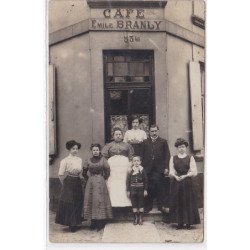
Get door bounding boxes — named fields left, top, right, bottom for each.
left=103, top=50, right=155, bottom=142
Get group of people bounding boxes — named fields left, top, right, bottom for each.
left=55, top=115, right=200, bottom=233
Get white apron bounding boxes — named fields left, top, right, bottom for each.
left=107, top=155, right=132, bottom=207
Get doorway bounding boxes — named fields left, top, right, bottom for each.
left=103, top=50, right=155, bottom=142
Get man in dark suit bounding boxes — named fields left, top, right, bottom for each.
left=141, top=124, right=171, bottom=213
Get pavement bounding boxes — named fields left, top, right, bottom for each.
left=49, top=209, right=204, bottom=244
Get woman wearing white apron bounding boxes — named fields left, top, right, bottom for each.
left=102, top=127, right=134, bottom=207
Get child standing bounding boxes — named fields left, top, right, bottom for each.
left=169, top=138, right=200, bottom=230
left=55, top=140, right=84, bottom=232
left=126, top=156, right=148, bottom=225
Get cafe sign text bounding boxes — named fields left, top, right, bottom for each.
left=89, top=8, right=165, bottom=32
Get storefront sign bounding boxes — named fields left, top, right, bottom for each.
left=89, top=8, right=165, bottom=32
left=90, top=18, right=165, bottom=31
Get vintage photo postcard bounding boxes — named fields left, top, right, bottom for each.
left=48, top=0, right=205, bottom=244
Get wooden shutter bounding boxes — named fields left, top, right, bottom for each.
left=189, top=61, right=203, bottom=150
left=49, top=64, right=57, bottom=156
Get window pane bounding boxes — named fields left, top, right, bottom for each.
left=106, top=55, right=113, bottom=62
left=107, top=63, right=113, bottom=76
left=106, top=76, right=114, bottom=82
left=110, top=115, right=128, bottom=140
left=114, top=56, right=125, bottom=62
left=114, top=63, right=128, bottom=76
left=130, top=89, right=151, bottom=114
left=114, top=76, right=126, bottom=82
left=144, top=63, right=150, bottom=76
left=126, top=56, right=131, bottom=61
left=109, top=90, right=128, bottom=114
left=131, top=76, right=144, bottom=82
left=130, top=52, right=150, bottom=61
left=129, top=63, right=144, bottom=76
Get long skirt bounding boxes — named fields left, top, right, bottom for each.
left=169, top=177, right=200, bottom=225
left=107, top=155, right=132, bottom=207
left=83, top=175, right=113, bottom=220
left=55, top=176, right=83, bottom=226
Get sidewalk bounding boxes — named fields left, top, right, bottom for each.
left=49, top=209, right=204, bottom=243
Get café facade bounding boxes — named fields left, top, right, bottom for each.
left=48, top=0, right=205, bottom=208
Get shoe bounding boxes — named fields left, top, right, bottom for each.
left=90, top=220, right=97, bottom=230
left=133, top=213, right=138, bottom=225
left=97, top=224, right=105, bottom=231
left=138, top=212, right=143, bottom=225
left=176, top=224, right=183, bottom=230
left=186, top=224, right=191, bottom=230
left=144, top=208, right=151, bottom=214
left=69, top=226, right=77, bottom=233
left=96, top=221, right=106, bottom=231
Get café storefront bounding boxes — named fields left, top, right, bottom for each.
left=49, top=0, right=205, bottom=209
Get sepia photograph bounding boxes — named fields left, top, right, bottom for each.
left=48, top=0, right=205, bottom=244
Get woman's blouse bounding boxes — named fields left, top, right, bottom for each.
left=82, top=156, right=110, bottom=180
left=102, top=141, right=134, bottom=159
left=123, top=129, right=147, bottom=144
left=58, top=155, right=83, bottom=176
left=169, top=154, right=197, bottom=177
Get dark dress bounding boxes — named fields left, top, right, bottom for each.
left=55, top=156, right=83, bottom=227
left=83, top=156, right=113, bottom=220
left=169, top=155, right=200, bottom=225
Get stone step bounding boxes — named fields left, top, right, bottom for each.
left=112, top=207, right=170, bottom=223
left=102, top=221, right=161, bottom=243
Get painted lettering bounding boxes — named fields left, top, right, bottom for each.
left=147, top=21, right=155, bottom=30
left=116, top=20, right=124, bottom=28
left=133, top=21, right=140, bottom=29
left=124, top=35, right=141, bottom=44
left=91, top=19, right=97, bottom=28
left=102, top=8, right=146, bottom=19
left=140, top=21, right=147, bottom=29
left=136, top=9, right=145, bottom=19
left=154, top=21, right=162, bottom=30
left=125, top=21, right=133, bottom=29
left=103, top=9, right=111, bottom=18
left=113, top=9, right=123, bottom=19
left=92, top=19, right=163, bottom=31
left=126, top=9, right=134, bottom=18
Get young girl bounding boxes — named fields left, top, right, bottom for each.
left=82, top=143, right=113, bottom=231
left=169, top=138, right=200, bottom=230
left=55, top=140, right=84, bottom=232
left=126, top=155, right=148, bottom=225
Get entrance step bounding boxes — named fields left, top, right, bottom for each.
left=112, top=207, right=170, bottom=223
left=102, top=221, right=161, bottom=243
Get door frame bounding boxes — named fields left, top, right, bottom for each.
left=103, top=50, right=156, bottom=143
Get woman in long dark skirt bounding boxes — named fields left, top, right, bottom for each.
left=82, top=143, right=113, bottom=231
left=55, top=140, right=84, bottom=232
left=169, top=138, right=200, bottom=230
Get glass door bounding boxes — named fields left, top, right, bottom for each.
left=103, top=50, right=155, bottom=142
